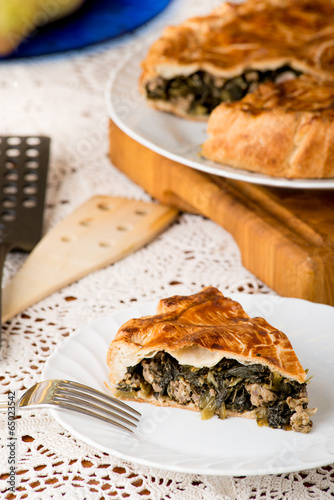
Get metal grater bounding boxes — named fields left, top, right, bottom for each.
left=0, top=136, right=50, bottom=344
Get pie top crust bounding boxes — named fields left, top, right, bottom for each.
left=140, top=0, right=334, bottom=86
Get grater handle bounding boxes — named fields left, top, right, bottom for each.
left=0, top=243, right=10, bottom=348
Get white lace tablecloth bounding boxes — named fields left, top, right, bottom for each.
left=0, top=0, right=333, bottom=498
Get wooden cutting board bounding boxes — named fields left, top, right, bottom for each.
left=109, top=120, right=334, bottom=306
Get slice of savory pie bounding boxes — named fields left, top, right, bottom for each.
left=202, top=75, right=334, bottom=178
left=139, top=0, right=334, bottom=119
left=107, top=287, right=316, bottom=433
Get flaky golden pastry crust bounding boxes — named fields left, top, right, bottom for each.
left=140, top=0, right=334, bottom=118
left=202, top=75, right=334, bottom=178
left=107, top=287, right=306, bottom=386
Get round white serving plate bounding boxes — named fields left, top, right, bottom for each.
left=43, top=294, right=334, bottom=476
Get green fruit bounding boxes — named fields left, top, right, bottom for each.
left=0, top=0, right=85, bottom=55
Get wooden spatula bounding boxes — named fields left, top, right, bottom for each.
left=2, top=195, right=178, bottom=323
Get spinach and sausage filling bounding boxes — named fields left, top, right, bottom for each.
left=145, top=66, right=302, bottom=116
left=116, top=352, right=315, bottom=432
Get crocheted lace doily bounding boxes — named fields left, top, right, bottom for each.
left=0, top=0, right=333, bottom=498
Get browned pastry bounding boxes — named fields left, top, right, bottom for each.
left=140, top=0, right=334, bottom=119
left=107, top=287, right=316, bottom=432
left=202, top=75, right=334, bottom=178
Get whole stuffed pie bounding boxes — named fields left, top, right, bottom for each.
left=139, top=0, right=334, bottom=179
left=107, top=287, right=317, bottom=433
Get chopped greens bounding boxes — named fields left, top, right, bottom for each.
left=145, top=66, right=302, bottom=115
left=117, top=352, right=307, bottom=430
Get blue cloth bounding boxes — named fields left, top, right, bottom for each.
left=1, top=0, right=171, bottom=59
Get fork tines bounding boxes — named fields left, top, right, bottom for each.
left=56, top=380, right=140, bottom=434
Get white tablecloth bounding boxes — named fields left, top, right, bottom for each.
left=0, top=0, right=333, bottom=498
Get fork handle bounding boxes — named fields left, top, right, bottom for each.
left=0, top=391, right=21, bottom=411
left=0, top=398, right=10, bottom=410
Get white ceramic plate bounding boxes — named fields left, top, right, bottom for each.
left=106, top=49, right=334, bottom=190
left=42, top=294, right=334, bottom=476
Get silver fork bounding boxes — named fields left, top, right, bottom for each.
left=0, top=379, right=140, bottom=434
